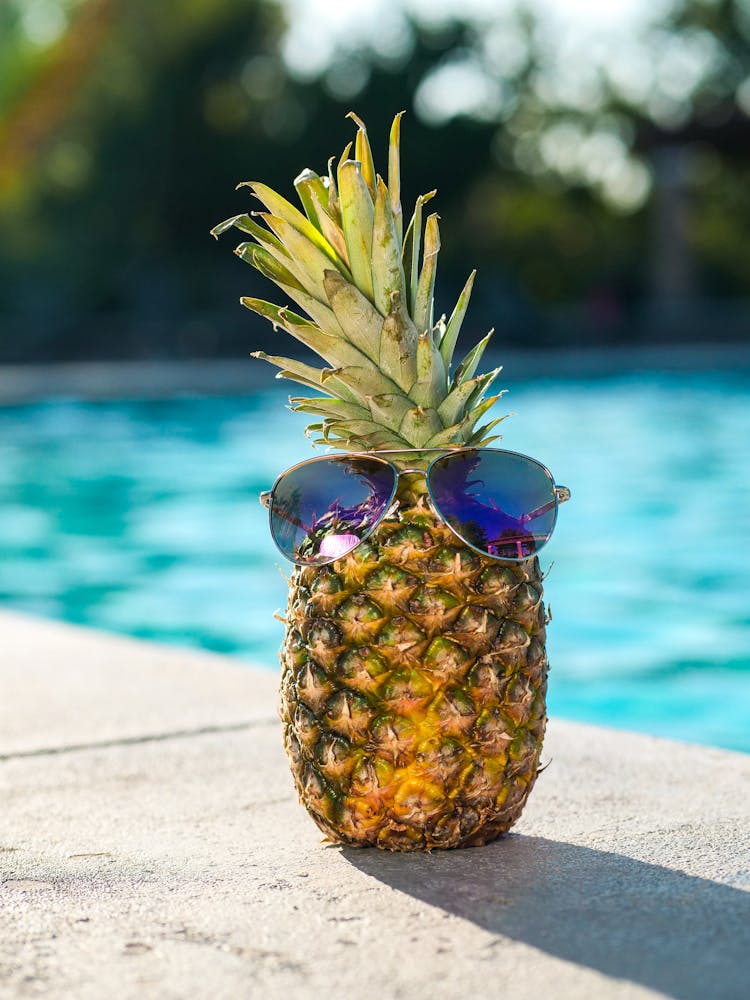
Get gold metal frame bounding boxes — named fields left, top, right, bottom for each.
left=259, top=446, right=571, bottom=565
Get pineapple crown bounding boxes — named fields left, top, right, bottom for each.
left=212, top=112, right=507, bottom=452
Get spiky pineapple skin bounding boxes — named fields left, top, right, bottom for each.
left=279, top=491, right=549, bottom=851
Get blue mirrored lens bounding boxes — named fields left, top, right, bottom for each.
left=429, top=450, right=557, bottom=560
left=270, top=457, right=396, bottom=564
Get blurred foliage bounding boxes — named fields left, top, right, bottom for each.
left=0, top=0, right=748, bottom=362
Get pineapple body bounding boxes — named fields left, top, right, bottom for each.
left=280, top=488, right=548, bottom=850
left=216, top=113, right=561, bottom=850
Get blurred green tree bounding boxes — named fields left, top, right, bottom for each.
left=0, top=0, right=748, bottom=362
left=0, top=0, right=290, bottom=359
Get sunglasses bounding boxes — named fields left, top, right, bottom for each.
left=260, top=447, right=570, bottom=567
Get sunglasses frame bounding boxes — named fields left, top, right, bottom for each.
left=260, top=447, right=571, bottom=566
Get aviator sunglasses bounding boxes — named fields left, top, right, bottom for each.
left=260, top=447, right=571, bottom=567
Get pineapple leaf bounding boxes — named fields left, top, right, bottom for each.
left=372, top=176, right=407, bottom=317
left=437, top=368, right=503, bottom=428
left=388, top=111, right=405, bottom=245
left=251, top=350, right=327, bottom=385
left=211, top=214, right=285, bottom=256
left=399, top=405, right=442, bottom=447
left=465, top=371, right=505, bottom=414
left=237, top=236, right=332, bottom=307
left=414, top=213, right=440, bottom=336
left=290, top=397, right=371, bottom=422
left=240, top=298, right=322, bottom=339
left=271, top=278, right=349, bottom=341
left=466, top=415, right=509, bottom=445
left=237, top=243, right=347, bottom=339
left=406, top=190, right=437, bottom=315
left=433, top=313, right=447, bottom=347
left=217, top=115, right=509, bottom=456
left=293, top=169, right=328, bottom=231
left=238, top=245, right=347, bottom=338
left=276, top=371, right=330, bottom=392
left=232, top=215, right=289, bottom=255
left=365, top=392, right=413, bottom=430
left=240, top=181, right=343, bottom=271
left=338, top=159, right=375, bottom=300
left=240, top=296, right=296, bottom=326
left=250, top=351, right=359, bottom=404
left=309, top=190, right=350, bottom=266
left=240, top=298, right=372, bottom=370
left=324, top=365, right=404, bottom=404
left=452, top=329, right=494, bottom=387
left=337, top=141, right=354, bottom=175
left=424, top=394, right=504, bottom=447
left=211, top=215, right=243, bottom=239
left=347, top=111, right=377, bottom=199
left=410, top=329, right=447, bottom=409
left=379, top=291, right=417, bottom=393
left=464, top=392, right=503, bottom=426
left=236, top=244, right=305, bottom=291
left=301, top=420, right=386, bottom=449
left=326, top=156, right=341, bottom=224
left=258, top=212, right=352, bottom=299
left=440, top=270, right=476, bottom=371
left=322, top=269, right=382, bottom=364
left=323, top=419, right=411, bottom=449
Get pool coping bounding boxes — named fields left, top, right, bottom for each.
left=1, top=609, right=749, bottom=1000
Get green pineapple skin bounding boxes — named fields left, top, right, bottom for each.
left=279, top=491, right=549, bottom=851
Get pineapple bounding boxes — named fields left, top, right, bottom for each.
left=213, top=113, right=549, bottom=850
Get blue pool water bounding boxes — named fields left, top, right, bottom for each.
left=1, top=372, right=749, bottom=753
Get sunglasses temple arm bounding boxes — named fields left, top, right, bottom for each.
left=523, top=486, right=571, bottom=522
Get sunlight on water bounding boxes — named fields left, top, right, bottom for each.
left=1, top=372, right=749, bottom=752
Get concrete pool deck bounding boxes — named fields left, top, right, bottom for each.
left=1, top=611, right=749, bottom=1000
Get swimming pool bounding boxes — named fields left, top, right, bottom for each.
left=2, top=371, right=749, bottom=753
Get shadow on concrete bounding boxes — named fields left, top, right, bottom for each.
left=343, top=834, right=750, bottom=1000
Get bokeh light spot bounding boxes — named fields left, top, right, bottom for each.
left=20, top=0, right=68, bottom=47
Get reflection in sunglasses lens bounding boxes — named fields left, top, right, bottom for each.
left=270, top=457, right=396, bottom=565
left=429, top=450, right=557, bottom=560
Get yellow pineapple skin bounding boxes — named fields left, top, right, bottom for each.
left=279, top=491, right=549, bottom=851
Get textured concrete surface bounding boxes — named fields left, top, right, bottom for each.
left=1, top=613, right=749, bottom=1000
left=1, top=611, right=278, bottom=756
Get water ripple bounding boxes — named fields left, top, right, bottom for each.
left=1, top=373, right=748, bottom=752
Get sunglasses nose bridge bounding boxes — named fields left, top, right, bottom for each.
left=391, top=467, right=430, bottom=506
